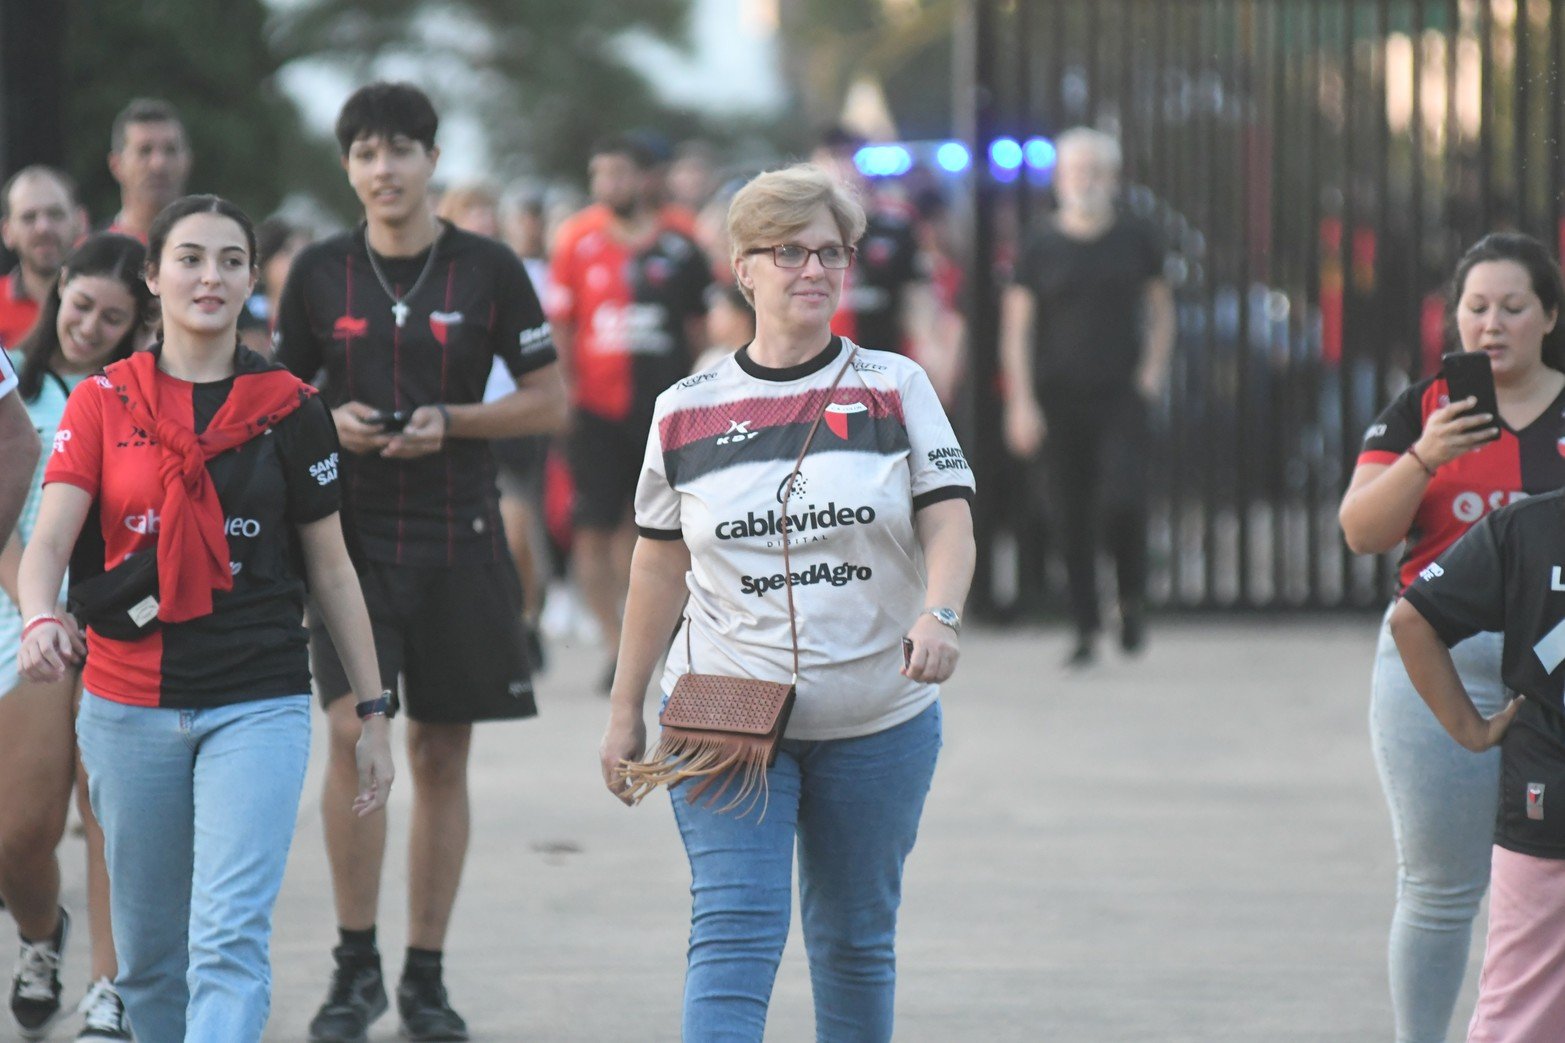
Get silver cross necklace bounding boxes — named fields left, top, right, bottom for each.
left=364, top=226, right=441, bottom=328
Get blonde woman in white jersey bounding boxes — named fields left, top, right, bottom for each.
left=599, top=164, right=976, bottom=1043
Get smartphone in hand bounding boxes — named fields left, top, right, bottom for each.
left=366, top=409, right=412, bottom=433
left=1440, top=351, right=1501, bottom=442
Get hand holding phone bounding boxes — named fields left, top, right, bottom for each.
left=1440, top=351, right=1501, bottom=443
left=366, top=409, right=412, bottom=433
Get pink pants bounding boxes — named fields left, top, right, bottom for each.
left=1468, top=846, right=1565, bottom=1042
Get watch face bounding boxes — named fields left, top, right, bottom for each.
left=931, top=608, right=960, bottom=630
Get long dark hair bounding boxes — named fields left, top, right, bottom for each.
left=15, top=233, right=151, bottom=401
left=1447, top=232, right=1565, bottom=372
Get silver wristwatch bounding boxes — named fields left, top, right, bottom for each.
left=926, top=607, right=961, bottom=633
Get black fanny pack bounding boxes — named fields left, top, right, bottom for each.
left=67, top=551, right=160, bottom=641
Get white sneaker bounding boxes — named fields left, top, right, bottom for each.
left=75, top=978, right=132, bottom=1041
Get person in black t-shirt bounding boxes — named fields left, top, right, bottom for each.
left=16, top=195, right=392, bottom=1043
left=275, top=83, right=566, bottom=1043
left=1393, top=491, right=1565, bottom=1039
left=1000, top=127, right=1175, bottom=666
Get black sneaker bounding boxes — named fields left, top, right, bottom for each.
left=10, top=907, right=69, bottom=1040
left=75, top=978, right=132, bottom=1041
left=1119, top=611, right=1147, bottom=656
left=1063, top=634, right=1097, bottom=670
left=308, top=947, right=388, bottom=1043
left=397, top=972, right=469, bottom=1041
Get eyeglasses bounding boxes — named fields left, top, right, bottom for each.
left=746, top=243, right=856, bottom=269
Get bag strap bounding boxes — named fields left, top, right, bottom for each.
left=684, top=343, right=860, bottom=684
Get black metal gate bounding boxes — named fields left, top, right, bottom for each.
left=965, top=0, right=1565, bottom=611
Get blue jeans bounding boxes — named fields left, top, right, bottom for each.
left=76, top=692, right=311, bottom=1043
left=671, top=700, right=941, bottom=1043
left=1369, top=608, right=1505, bottom=1043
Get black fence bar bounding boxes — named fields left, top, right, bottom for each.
left=969, top=0, right=1565, bottom=612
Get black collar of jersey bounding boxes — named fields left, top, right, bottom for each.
left=735, top=336, right=843, bottom=382
left=140, top=340, right=288, bottom=382
left=355, top=218, right=448, bottom=263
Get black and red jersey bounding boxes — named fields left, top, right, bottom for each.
left=274, top=221, right=557, bottom=567
left=45, top=346, right=342, bottom=708
left=830, top=207, right=924, bottom=356
left=546, top=205, right=711, bottom=424
left=1359, top=375, right=1565, bottom=591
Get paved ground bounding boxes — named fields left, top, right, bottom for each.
left=21, top=616, right=1488, bottom=1041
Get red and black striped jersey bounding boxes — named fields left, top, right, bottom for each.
left=275, top=222, right=557, bottom=566
left=546, top=205, right=711, bottom=424
left=1359, top=374, right=1565, bottom=592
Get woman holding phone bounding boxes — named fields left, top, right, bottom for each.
left=1339, top=232, right=1565, bottom=1043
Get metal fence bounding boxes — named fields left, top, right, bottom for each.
left=964, top=0, right=1565, bottom=612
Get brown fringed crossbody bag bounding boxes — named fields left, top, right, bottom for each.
left=619, top=345, right=859, bottom=818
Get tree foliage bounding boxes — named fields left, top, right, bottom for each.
left=267, top=0, right=700, bottom=183
left=63, top=0, right=345, bottom=225
left=774, top=0, right=957, bottom=138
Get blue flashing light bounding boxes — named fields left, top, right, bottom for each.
left=1023, top=137, right=1056, bottom=169
left=991, top=164, right=1021, bottom=185
left=853, top=145, right=913, bottom=178
left=989, top=137, right=1023, bottom=170
left=935, top=141, right=971, bottom=173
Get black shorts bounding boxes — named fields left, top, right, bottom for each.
left=309, top=559, right=537, bottom=724
left=567, top=411, right=649, bottom=530
left=492, top=434, right=548, bottom=504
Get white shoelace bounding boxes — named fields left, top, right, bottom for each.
left=77, top=978, right=125, bottom=1031
left=12, top=937, right=61, bottom=1001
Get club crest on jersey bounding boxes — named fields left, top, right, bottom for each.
left=824, top=400, right=868, bottom=440
left=429, top=310, right=463, bottom=346
left=333, top=315, right=369, bottom=341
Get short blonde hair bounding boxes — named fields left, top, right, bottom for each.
left=727, top=164, right=868, bottom=304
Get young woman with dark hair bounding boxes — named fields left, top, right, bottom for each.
left=15, top=196, right=394, bottom=1043
left=0, top=233, right=149, bottom=1041
left=1340, top=231, right=1565, bottom=1042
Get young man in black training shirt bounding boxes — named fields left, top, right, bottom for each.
left=1000, top=127, right=1176, bottom=668
left=275, top=83, right=566, bottom=1042
left=1393, top=489, right=1565, bottom=1035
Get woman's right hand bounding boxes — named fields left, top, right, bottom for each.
left=600, top=711, right=647, bottom=807
left=1413, top=397, right=1498, bottom=469
left=18, top=616, right=84, bottom=684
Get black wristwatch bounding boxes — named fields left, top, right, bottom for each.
left=355, top=691, right=392, bottom=720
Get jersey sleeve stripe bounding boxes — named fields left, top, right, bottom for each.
left=1357, top=450, right=1402, bottom=467
left=637, top=525, right=683, bottom=541
left=913, top=486, right=975, bottom=511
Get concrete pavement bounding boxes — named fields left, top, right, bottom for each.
left=22, top=616, right=1482, bottom=1041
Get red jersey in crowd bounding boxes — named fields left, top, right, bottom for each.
left=0, top=272, right=40, bottom=349
left=547, top=204, right=710, bottom=424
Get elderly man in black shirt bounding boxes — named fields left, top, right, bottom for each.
left=1000, top=127, right=1175, bottom=667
